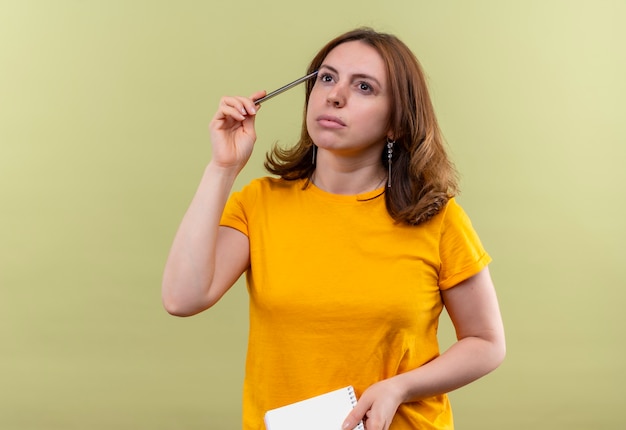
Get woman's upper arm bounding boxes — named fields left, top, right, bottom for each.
left=441, top=266, right=505, bottom=348
left=162, top=225, right=249, bottom=317
left=206, top=225, right=251, bottom=306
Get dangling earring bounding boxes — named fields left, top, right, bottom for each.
left=386, top=137, right=395, bottom=188
left=312, top=144, right=317, bottom=165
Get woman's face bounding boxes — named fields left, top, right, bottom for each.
left=306, top=41, right=392, bottom=159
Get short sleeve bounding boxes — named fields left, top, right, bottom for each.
left=438, top=199, right=492, bottom=290
left=220, top=187, right=252, bottom=237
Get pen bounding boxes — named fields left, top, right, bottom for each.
left=254, top=71, right=318, bottom=105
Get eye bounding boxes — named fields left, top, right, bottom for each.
left=319, top=73, right=334, bottom=83
left=357, top=81, right=373, bottom=93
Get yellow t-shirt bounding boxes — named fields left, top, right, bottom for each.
left=221, top=177, right=491, bottom=430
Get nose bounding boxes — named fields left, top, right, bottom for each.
left=326, top=84, right=346, bottom=108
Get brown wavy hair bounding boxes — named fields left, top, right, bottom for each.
left=264, top=28, right=458, bottom=225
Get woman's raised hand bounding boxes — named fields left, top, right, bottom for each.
left=208, top=90, right=266, bottom=172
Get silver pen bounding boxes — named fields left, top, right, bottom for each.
left=253, top=71, right=318, bottom=105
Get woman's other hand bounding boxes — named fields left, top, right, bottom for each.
left=343, top=380, right=403, bottom=430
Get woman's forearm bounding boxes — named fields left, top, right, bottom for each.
left=393, top=333, right=506, bottom=403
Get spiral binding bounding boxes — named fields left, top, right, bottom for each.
left=347, top=386, right=365, bottom=430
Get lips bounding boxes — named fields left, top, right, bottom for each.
left=316, top=114, right=346, bottom=128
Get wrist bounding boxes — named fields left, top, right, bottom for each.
left=386, top=372, right=417, bottom=404
left=206, top=160, right=241, bottom=181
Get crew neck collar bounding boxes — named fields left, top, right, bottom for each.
left=302, top=178, right=386, bottom=203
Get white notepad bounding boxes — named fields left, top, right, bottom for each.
left=264, top=385, right=365, bottom=430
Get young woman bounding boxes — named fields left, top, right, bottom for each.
left=162, top=28, right=505, bottom=430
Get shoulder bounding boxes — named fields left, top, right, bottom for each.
left=238, top=176, right=302, bottom=195
left=231, top=176, right=304, bottom=204
left=436, top=197, right=473, bottom=227
left=429, top=198, right=484, bottom=249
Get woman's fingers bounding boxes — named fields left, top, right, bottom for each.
left=207, top=92, right=267, bottom=170
left=212, top=91, right=265, bottom=126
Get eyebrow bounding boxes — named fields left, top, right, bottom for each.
left=318, top=64, right=384, bottom=89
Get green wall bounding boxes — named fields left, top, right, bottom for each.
left=1, top=1, right=624, bottom=428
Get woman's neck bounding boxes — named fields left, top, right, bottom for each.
left=311, top=152, right=387, bottom=195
